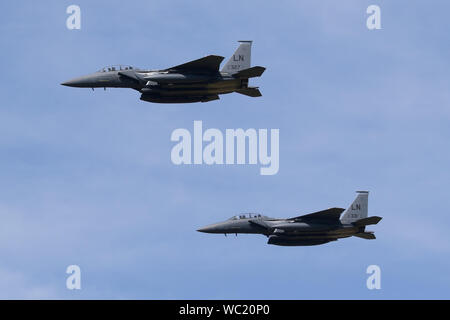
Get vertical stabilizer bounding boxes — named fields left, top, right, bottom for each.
left=221, top=41, right=252, bottom=74
left=340, top=191, right=369, bottom=224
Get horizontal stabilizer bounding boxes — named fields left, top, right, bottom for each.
left=290, top=207, right=345, bottom=222
left=236, top=87, right=262, bottom=97
left=167, top=55, right=224, bottom=73
left=353, top=232, right=376, bottom=240
left=353, top=216, right=382, bottom=227
left=232, top=66, right=265, bottom=78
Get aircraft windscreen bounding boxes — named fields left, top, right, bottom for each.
left=228, top=213, right=264, bottom=220
left=97, top=65, right=136, bottom=73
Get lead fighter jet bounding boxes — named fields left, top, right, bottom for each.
left=61, top=41, right=265, bottom=103
left=197, top=191, right=382, bottom=246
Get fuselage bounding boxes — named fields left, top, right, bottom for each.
left=61, top=66, right=246, bottom=103
left=197, top=214, right=363, bottom=246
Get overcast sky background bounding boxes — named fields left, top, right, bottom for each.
left=0, top=0, right=449, bottom=299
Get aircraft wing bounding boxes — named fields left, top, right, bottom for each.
left=166, top=55, right=224, bottom=73
left=289, top=207, right=345, bottom=222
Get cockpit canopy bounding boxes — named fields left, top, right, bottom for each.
left=228, top=213, right=265, bottom=220
left=97, top=65, right=137, bottom=73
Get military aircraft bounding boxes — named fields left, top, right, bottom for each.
left=197, top=191, right=382, bottom=246
left=61, top=41, right=265, bottom=103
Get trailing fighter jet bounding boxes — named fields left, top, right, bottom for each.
left=197, top=191, right=382, bottom=246
left=61, top=41, right=265, bottom=103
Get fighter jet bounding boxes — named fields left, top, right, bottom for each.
left=197, top=191, right=382, bottom=246
left=61, top=41, right=265, bottom=103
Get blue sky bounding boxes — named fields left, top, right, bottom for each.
left=0, top=0, right=450, bottom=299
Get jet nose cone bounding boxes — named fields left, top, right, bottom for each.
left=197, top=226, right=213, bottom=233
left=197, top=222, right=227, bottom=233
left=60, top=75, right=94, bottom=87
